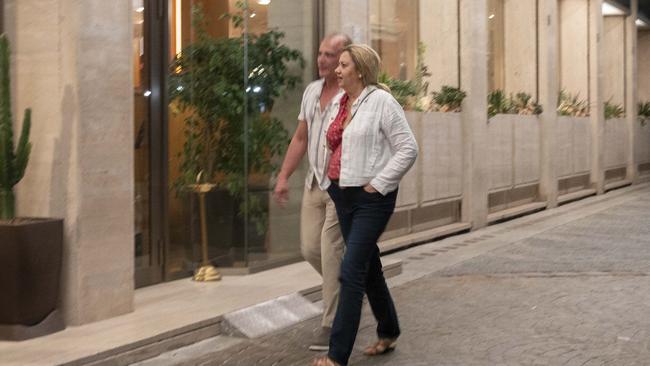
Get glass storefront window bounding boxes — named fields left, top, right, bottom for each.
left=369, top=0, right=419, bottom=81
left=488, top=0, right=539, bottom=97
left=133, top=0, right=153, bottom=271
left=167, top=0, right=315, bottom=277
left=488, top=0, right=505, bottom=92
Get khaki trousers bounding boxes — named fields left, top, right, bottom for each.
left=301, top=180, right=344, bottom=328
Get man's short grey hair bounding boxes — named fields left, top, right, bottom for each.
left=325, top=32, right=352, bottom=50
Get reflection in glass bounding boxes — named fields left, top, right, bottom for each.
left=488, top=0, right=505, bottom=92
left=166, top=0, right=312, bottom=276
left=369, top=0, right=419, bottom=80
left=133, top=0, right=152, bottom=269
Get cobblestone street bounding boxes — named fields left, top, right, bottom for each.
left=135, top=184, right=650, bottom=366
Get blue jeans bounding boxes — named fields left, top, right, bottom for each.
left=326, top=183, right=401, bottom=366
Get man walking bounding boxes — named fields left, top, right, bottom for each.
left=273, top=33, right=351, bottom=351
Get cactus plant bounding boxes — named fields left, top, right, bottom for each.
left=0, top=34, right=32, bottom=220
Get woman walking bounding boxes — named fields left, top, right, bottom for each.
left=312, top=44, right=418, bottom=366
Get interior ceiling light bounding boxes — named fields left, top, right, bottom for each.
left=637, top=18, right=649, bottom=28
left=488, top=14, right=495, bottom=20
left=257, top=0, right=271, bottom=5
left=136, top=7, right=144, bottom=13
left=602, top=1, right=625, bottom=16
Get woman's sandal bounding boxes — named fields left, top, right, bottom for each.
left=363, top=338, right=397, bottom=356
left=311, top=356, right=340, bottom=366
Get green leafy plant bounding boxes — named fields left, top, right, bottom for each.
left=557, top=89, right=589, bottom=117
left=604, top=99, right=624, bottom=120
left=0, top=34, right=32, bottom=220
left=488, top=90, right=514, bottom=118
left=638, top=101, right=650, bottom=126
left=512, top=92, right=543, bottom=115
left=378, top=72, right=418, bottom=110
left=168, top=4, right=303, bottom=231
left=430, top=85, right=466, bottom=112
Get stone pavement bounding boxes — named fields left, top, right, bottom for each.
left=133, top=183, right=650, bottom=366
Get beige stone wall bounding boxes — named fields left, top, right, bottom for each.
left=560, top=0, right=589, bottom=99
left=420, top=0, right=460, bottom=91
left=603, top=16, right=626, bottom=106
left=504, top=0, right=537, bottom=97
left=5, top=0, right=134, bottom=325
left=639, top=30, right=650, bottom=102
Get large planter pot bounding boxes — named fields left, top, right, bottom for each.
left=396, top=111, right=421, bottom=210
left=420, top=112, right=463, bottom=205
left=486, top=114, right=540, bottom=191
left=637, top=121, right=650, bottom=168
left=604, top=117, right=627, bottom=170
left=556, top=116, right=592, bottom=178
left=0, top=218, right=65, bottom=340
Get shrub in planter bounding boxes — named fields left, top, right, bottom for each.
left=431, top=85, right=466, bottom=113
left=511, top=92, right=542, bottom=115
left=604, top=99, right=625, bottom=120
left=557, top=89, right=589, bottom=117
left=638, top=101, right=650, bottom=126
left=487, top=90, right=515, bottom=118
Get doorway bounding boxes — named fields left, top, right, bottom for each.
left=133, top=0, right=168, bottom=288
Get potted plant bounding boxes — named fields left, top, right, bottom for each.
left=168, top=5, right=303, bottom=268
left=604, top=99, right=624, bottom=120
left=639, top=101, right=650, bottom=126
left=430, top=85, right=466, bottom=113
left=487, top=90, right=515, bottom=118
left=511, top=92, right=542, bottom=115
left=0, top=34, right=64, bottom=340
left=557, top=89, right=589, bottom=117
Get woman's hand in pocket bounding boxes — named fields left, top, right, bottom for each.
left=363, top=184, right=378, bottom=193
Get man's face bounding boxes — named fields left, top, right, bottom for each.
left=317, top=38, right=343, bottom=79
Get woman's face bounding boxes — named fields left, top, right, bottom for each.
left=335, top=51, right=363, bottom=93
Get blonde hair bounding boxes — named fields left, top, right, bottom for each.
left=342, top=44, right=390, bottom=92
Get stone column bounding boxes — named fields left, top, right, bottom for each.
left=589, top=0, right=605, bottom=194
left=626, top=0, right=639, bottom=182
left=538, top=0, right=560, bottom=207
left=460, top=0, right=489, bottom=229
left=5, top=0, right=134, bottom=325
